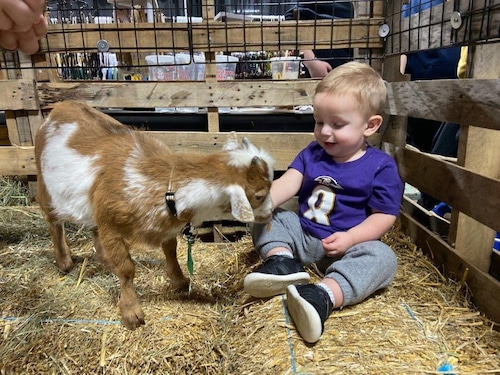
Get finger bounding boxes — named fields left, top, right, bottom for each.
left=23, top=0, right=47, bottom=15
left=4, top=1, right=42, bottom=31
left=0, top=30, right=19, bottom=51
left=0, top=10, right=15, bottom=31
left=13, top=29, right=40, bottom=54
left=32, top=16, right=48, bottom=39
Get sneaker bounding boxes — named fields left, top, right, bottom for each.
left=243, top=255, right=310, bottom=298
left=286, top=284, right=333, bottom=344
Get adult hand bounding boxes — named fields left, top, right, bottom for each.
left=0, top=0, right=47, bottom=54
left=303, top=59, right=332, bottom=78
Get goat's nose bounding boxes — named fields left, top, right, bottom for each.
left=254, top=212, right=272, bottom=224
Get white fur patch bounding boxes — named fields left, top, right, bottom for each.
left=40, top=121, right=98, bottom=226
left=174, top=179, right=233, bottom=226
left=227, top=146, right=275, bottom=181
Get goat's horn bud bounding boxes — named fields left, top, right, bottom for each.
left=250, top=156, right=262, bottom=166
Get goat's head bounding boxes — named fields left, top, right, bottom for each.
left=223, top=134, right=274, bottom=223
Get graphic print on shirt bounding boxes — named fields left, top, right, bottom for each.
left=303, top=175, right=343, bottom=226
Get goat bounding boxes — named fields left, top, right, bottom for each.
left=34, top=100, right=274, bottom=329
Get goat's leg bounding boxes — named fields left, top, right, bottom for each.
left=91, top=228, right=104, bottom=262
left=161, top=238, right=189, bottom=291
left=37, top=178, right=74, bottom=272
left=100, top=232, right=145, bottom=330
left=46, top=216, right=74, bottom=273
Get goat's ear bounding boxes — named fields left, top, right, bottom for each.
left=226, top=185, right=255, bottom=222
left=242, top=137, right=252, bottom=149
left=223, top=131, right=239, bottom=151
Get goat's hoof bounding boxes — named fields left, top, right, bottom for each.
left=171, top=278, right=190, bottom=292
left=55, top=258, right=74, bottom=273
left=121, top=308, right=145, bottom=330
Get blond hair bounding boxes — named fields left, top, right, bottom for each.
left=314, top=61, right=387, bottom=118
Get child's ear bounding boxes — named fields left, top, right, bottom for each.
left=364, top=115, right=383, bottom=136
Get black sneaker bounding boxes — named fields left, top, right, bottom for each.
left=286, top=284, right=334, bottom=344
left=243, top=255, right=310, bottom=298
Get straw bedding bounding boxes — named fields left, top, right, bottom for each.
left=1, top=205, right=499, bottom=374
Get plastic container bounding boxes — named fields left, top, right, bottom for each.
left=193, top=52, right=206, bottom=81
left=271, top=56, right=301, bottom=80
left=216, top=55, right=239, bottom=80
left=145, top=54, right=176, bottom=81
left=174, top=52, right=195, bottom=81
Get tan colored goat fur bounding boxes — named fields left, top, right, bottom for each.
left=35, top=101, right=274, bottom=329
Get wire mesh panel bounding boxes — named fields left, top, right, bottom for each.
left=385, top=0, right=500, bottom=56
left=1, top=0, right=386, bottom=82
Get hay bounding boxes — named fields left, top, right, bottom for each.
left=1, top=206, right=499, bottom=374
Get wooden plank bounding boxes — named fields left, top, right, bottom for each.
left=0, top=79, right=39, bottom=110
left=381, top=55, right=409, bottom=149
left=18, top=52, right=43, bottom=146
left=399, top=212, right=500, bottom=325
left=452, top=43, right=500, bottom=273
left=0, top=126, right=9, bottom=146
left=0, top=146, right=37, bottom=175
left=38, top=19, right=384, bottom=54
left=0, top=131, right=382, bottom=176
left=0, top=132, right=314, bottom=176
left=35, top=80, right=319, bottom=109
left=401, top=196, right=450, bottom=238
left=2, top=78, right=494, bottom=130
left=395, top=146, right=500, bottom=233
left=151, top=131, right=315, bottom=171
left=385, top=79, right=500, bottom=129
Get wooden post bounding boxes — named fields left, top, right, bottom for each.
left=450, top=44, right=500, bottom=272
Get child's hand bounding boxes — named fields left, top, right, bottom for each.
left=321, top=232, right=354, bottom=257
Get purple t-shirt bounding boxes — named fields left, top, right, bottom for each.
left=289, top=142, right=403, bottom=239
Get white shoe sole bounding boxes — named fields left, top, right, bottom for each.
left=243, top=272, right=310, bottom=298
left=286, top=285, right=322, bottom=344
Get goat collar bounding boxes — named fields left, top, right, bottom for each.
left=165, top=166, right=177, bottom=216
left=165, top=191, right=177, bottom=216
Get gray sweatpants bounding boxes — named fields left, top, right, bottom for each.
left=250, top=208, right=397, bottom=307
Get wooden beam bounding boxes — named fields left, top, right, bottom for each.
left=0, top=79, right=39, bottom=110
left=395, top=146, right=500, bottom=233
left=34, top=80, right=319, bottom=109
left=399, top=212, right=500, bottom=325
left=452, top=43, right=500, bottom=273
left=385, top=79, right=500, bottom=129
left=38, top=19, right=384, bottom=53
left=0, top=146, right=37, bottom=175
left=0, top=131, right=385, bottom=176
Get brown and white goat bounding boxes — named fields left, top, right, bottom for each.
left=35, top=100, right=274, bottom=330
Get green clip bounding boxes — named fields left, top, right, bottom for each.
left=187, top=236, right=195, bottom=276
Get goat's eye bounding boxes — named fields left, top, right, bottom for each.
left=254, top=193, right=266, bottom=202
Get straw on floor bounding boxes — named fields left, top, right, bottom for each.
left=1, top=205, right=499, bottom=374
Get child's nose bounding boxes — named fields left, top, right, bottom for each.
left=321, top=124, right=334, bottom=136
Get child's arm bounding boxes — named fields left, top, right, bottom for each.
left=270, top=168, right=303, bottom=209
left=322, top=212, right=397, bottom=257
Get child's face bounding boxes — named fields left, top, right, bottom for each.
left=313, top=92, right=376, bottom=163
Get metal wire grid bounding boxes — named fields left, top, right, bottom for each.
left=1, top=0, right=386, bottom=80
left=385, top=0, right=500, bottom=56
